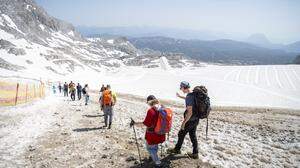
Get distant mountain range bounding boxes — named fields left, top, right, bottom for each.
left=77, top=26, right=235, bottom=41
left=77, top=26, right=300, bottom=52
left=79, top=26, right=300, bottom=65
left=128, top=36, right=297, bottom=65
left=245, top=33, right=300, bottom=53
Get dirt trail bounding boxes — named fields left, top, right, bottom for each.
left=1, top=93, right=299, bottom=167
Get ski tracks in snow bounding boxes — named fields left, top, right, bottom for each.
left=235, top=67, right=242, bottom=82
left=273, top=66, right=283, bottom=88
left=283, top=67, right=296, bottom=90
left=255, top=66, right=260, bottom=85
left=264, top=66, right=271, bottom=87
left=291, top=67, right=300, bottom=82
left=246, top=66, right=251, bottom=84
left=223, top=68, right=237, bottom=81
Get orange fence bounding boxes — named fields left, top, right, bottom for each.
left=0, top=80, right=45, bottom=106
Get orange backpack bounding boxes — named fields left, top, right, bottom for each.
left=154, top=107, right=173, bottom=135
left=102, top=90, right=112, bottom=106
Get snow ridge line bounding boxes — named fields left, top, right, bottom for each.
left=283, top=67, right=296, bottom=90
left=273, top=66, right=283, bottom=88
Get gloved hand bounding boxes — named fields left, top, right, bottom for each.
left=130, top=119, right=135, bottom=128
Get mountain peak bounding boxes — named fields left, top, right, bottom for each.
left=246, top=33, right=271, bottom=45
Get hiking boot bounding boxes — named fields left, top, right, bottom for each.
left=187, top=152, right=199, bottom=159
left=167, top=148, right=181, bottom=154
left=154, top=161, right=162, bottom=168
left=108, top=123, right=112, bottom=129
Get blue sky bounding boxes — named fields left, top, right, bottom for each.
left=36, top=0, right=300, bottom=43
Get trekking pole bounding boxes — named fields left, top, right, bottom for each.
left=130, top=118, right=142, bottom=167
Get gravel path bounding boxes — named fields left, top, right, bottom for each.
left=0, top=93, right=299, bottom=168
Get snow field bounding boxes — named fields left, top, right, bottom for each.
left=94, top=65, right=300, bottom=109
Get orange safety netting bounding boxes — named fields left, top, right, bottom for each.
left=0, top=81, right=45, bottom=106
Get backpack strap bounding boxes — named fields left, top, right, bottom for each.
left=146, top=107, right=159, bottom=132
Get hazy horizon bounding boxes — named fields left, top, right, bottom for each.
left=36, top=0, right=300, bottom=44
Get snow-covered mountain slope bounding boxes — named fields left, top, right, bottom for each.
left=0, top=0, right=161, bottom=79
left=0, top=0, right=143, bottom=79
left=0, top=0, right=199, bottom=80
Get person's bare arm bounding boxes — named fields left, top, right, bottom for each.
left=181, top=106, right=193, bottom=130
left=176, top=92, right=186, bottom=100
left=134, top=122, right=144, bottom=127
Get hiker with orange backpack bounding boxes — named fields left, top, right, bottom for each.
left=101, top=85, right=117, bottom=129
left=130, top=95, right=173, bottom=167
left=168, top=81, right=211, bottom=159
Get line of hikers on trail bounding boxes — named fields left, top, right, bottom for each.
left=53, top=80, right=210, bottom=167
left=53, top=82, right=118, bottom=129
left=53, top=81, right=90, bottom=105
left=130, top=81, right=211, bottom=167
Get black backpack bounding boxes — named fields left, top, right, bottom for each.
left=192, top=86, right=211, bottom=139
left=82, top=88, right=86, bottom=94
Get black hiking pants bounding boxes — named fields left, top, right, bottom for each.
left=71, top=91, right=76, bottom=101
left=175, top=119, right=199, bottom=154
left=64, top=90, right=68, bottom=97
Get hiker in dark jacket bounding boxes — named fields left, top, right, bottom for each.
left=76, top=83, right=82, bottom=100
left=58, top=83, right=62, bottom=93
left=83, top=84, right=89, bottom=105
left=167, top=81, right=200, bottom=159
left=63, top=82, right=68, bottom=97
left=100, top=84, right=105, bottom=92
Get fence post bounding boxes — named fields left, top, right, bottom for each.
left=33, top=85, right=36, bottom=98
left=15, top=83, right=19, bottom=105
left=42, top=83, right=45, bottom=98
left=40, top=84, right=42, bottom=98
left=25, top=84, right=28, bottom=102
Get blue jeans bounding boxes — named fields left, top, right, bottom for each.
left=85, top=95, right=89, bottom=105
left=146, top=142, right=160, bottom=165
left=103, top=106, right=113, bottom=126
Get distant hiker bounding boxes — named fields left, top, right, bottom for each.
left=101, top=85, right=117, bottom=129
left=168, top=82, right=211, bottom=159
left=58, top=83, right=62, bottom=93
left=52, top=85, right=56, bottom=94
left=100, top=84, right=105, bottom=92
left=130, top=95, right=173, bottom=167
left=83, top=84, right=89, bottom=105
left=63, top=82, right=68, bottom=97
left=76, top=83, right=82, bottom=100
left=69, top=81, right=76, bottom=101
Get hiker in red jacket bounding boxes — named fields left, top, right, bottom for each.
left=130, top=95, right=165, bottom=167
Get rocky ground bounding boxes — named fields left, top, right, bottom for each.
left=0, top=92, right=299, bottom=168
